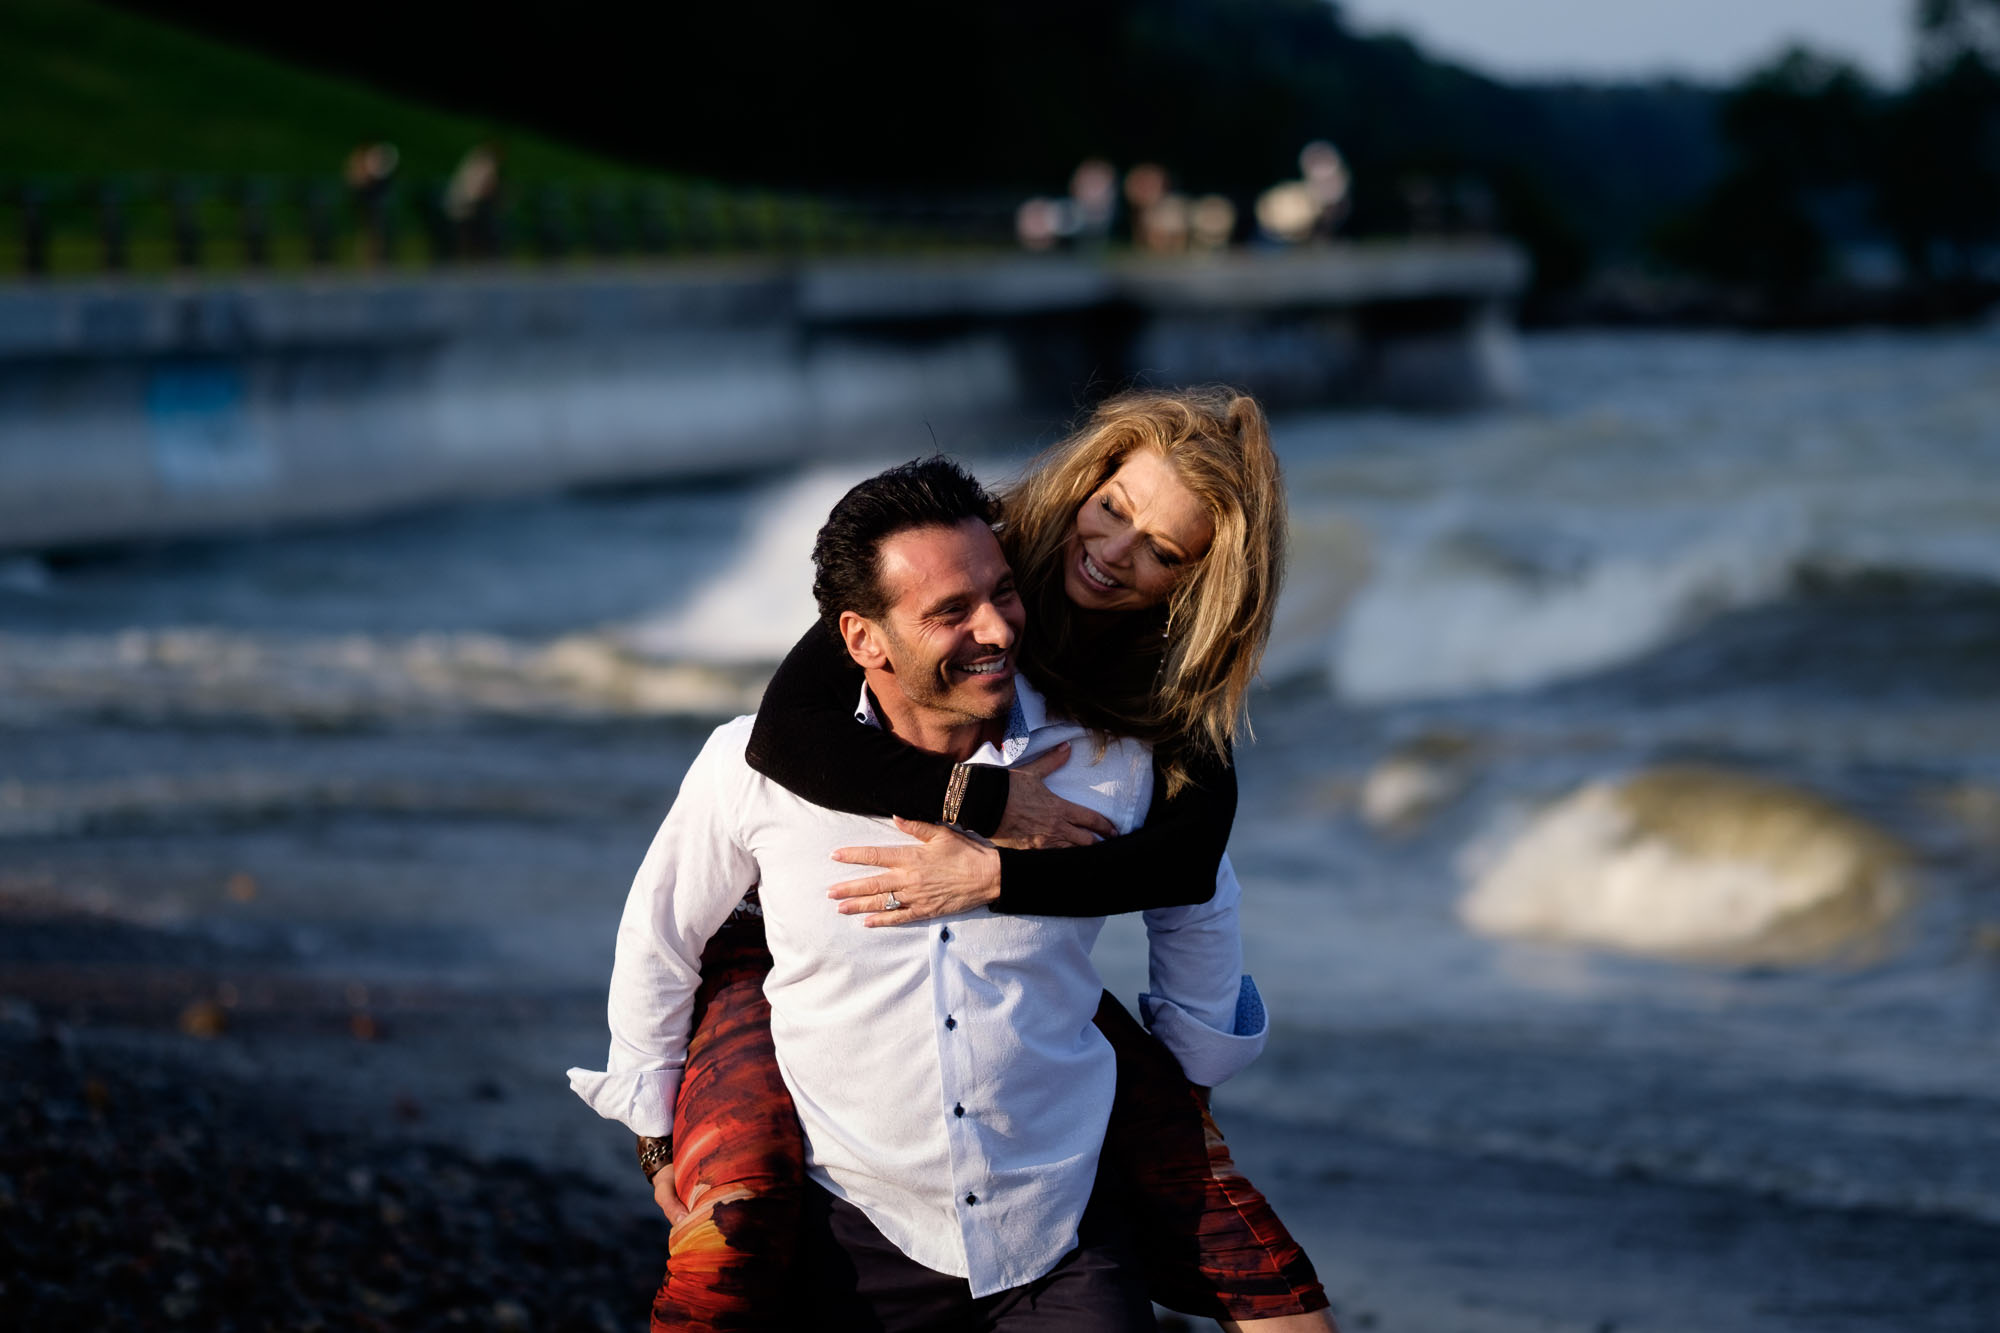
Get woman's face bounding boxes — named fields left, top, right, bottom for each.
left=1062, top=448, right=1214, bottom=614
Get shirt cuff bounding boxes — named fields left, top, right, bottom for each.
left=1138, top=975, right=1268, bottom=1088
left=566, top=1066, right=681, bottom=1138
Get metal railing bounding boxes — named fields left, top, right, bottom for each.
left=2, top=174, right=1022, bottom=277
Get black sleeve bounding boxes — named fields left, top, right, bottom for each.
left=988, top=744, right=1236, bottom=918
left=744, top=624, right=1010, bottom=833
left=747, top=624, right=1235, bottom=917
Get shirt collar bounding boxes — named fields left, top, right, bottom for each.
left=851, top=675, right=1046, bottom=766
left=852, top=685, right=881, bottom=730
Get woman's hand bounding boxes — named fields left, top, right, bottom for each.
left=652, top=1165, right=686, bottom=1225
left=991, top=743, right=1120, bottom=850
left=830, top=817, right=1004, bottom=926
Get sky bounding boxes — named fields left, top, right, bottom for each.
left=1338, top=0, right=1913, bottom=86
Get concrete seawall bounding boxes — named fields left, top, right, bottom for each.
left=0, top=244, right=1527, bottom=549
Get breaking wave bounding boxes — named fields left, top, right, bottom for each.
left=0, top=627, right=767, bottom=728
left=1318, top=499, right=2000, bottom=705
left=619, top=465, right=878, bottom=665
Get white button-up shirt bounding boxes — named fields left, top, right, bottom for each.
left=569, top=678, right=1266, bottom=1297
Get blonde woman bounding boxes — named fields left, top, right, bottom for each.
left=649, top=389, right=1333, bottom=1332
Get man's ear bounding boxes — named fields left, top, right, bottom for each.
left=839, top=610, right=891, bottom=671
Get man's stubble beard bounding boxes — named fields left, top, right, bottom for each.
left=878, top=623, right=1015, bottom=729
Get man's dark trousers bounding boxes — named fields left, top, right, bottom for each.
left=797, top=1173, right=1156, bottom=1332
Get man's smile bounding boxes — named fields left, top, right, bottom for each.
left=948, top=653, right=1013, bottom=681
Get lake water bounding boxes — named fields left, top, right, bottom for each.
left=4, top=324, right=1998, bottom=1323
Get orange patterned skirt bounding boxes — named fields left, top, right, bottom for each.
left=651, top=902, right=806, bottom=1330
left=653, top=900, right=1330, bottom=1330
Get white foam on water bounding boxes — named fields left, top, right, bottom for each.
left=1326, top=500, right=1810, bottom=703
left=1258, top=508, right=1373, bottom=683
left=1266, top=326, right=2000, bottom=704
left=619, top=465, right=882, bottom=665
left=1457, top=769, right=1910, bottom=964
left=0, top=627, right=767, bottom=726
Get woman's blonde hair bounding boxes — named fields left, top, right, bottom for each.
left=999, top=386, right=1286, bottom=796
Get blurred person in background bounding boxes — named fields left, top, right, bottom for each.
left=343, top=139, right=400, bottom=265
left=600, top=389, right=1334, bottom=1331
left=1190, top=195, right=1239, bottom=252
left=1299, top=141, right=1351, bottom=242
left=1258, top=142, right=1350, bottom=247
left=1069, top=158, right=1119, bottom=250
left=1015, top=159, right=1124, bottom=253
left=444, top=141, right=503, bottom=258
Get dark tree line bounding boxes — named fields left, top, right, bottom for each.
left=1660, top=0, right=2000, bottom=307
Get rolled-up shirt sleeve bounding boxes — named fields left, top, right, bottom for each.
left=1139, top=854, right=1269, bottom=1087
left=567, top=720, right=761, bottom=1138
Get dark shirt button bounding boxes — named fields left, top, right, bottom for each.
left=940, top=928, right=952, bottom=942
left=944, top=1016, right=957, bottom=1030
left=964, top=1193, right=978, bottom=1205
left=953, top=1103, right=965, bottom=1117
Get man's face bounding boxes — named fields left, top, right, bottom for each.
left=866, top=518, right=1025, bottom=727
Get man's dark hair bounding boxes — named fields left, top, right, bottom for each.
left=811, top=456, right=1000, bottom=632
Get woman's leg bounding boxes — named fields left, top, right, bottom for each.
left=651, top=898, right=806, bottom=1332
left=1094, top=993, right=1337, bottom=1333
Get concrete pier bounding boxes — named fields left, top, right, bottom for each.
left=0, top=243, right=1527, bottom=549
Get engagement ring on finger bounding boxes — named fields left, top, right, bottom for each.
left=883, top=891, right=904, bottom=911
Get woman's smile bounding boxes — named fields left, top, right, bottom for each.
left=1077, top=545, right=1125, bottom=593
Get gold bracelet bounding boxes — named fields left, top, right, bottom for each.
left=942, top=762, right=972, bottom=827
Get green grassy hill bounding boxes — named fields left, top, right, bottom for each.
left=0, top=0, right=865, bottom=274
left=0, top=0, right=655, bottom=183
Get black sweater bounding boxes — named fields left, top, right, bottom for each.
left=743, top=624, right=1233, bottom=916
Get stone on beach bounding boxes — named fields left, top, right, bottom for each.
left=1459, top=765, right=1910, bottom=965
